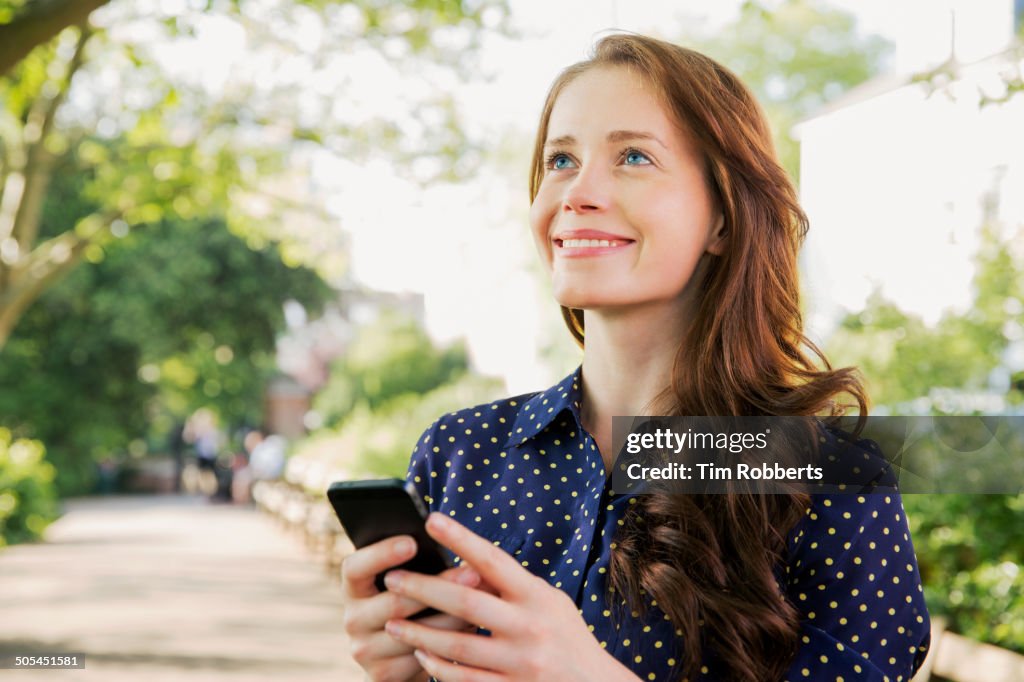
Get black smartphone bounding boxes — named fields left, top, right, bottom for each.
left=327, top=478, right=453, bottom=600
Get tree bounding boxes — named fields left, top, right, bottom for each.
left=294, top=312, right=503, bottom=490
left=0, top=0, right=110, bottom=76
left=314, top=310, right=471, bottom=427
left=825, top=221, right=1024, bottom=651
left=827, top=222, right=1022, bottom=411
left=0, top=161, right=333, bottom=494
left=0, top=0, right=508, bottom=349
left=682, top=0, right=891, bottom=182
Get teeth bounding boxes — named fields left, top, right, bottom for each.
left=562, top=238, right=624, bottom=248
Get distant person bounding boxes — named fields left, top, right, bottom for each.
left=230, top=430, right=263, bottom=503
left=339, top=34, right=930, bottom=682
left=249, top=434, right=286, bottom=482
left=195, top=429, right=219, bottom=474
left=96, top=456, right=118, bottom=495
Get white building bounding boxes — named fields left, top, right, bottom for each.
left=795, top=1, right=1024, bottom=339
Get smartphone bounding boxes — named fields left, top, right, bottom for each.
left=327, top=478, right=453, bottom=601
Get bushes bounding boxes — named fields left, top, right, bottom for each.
left=288, top=373, right=504, bottom=494
left=903, top=493, right=1024, bottom=653
left=0, top=428, right=58, bottom=547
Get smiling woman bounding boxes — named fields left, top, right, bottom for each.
left=340, top=33, right=931, bottom=682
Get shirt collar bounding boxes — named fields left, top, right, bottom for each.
left=504, top=365, right=584, bottom=448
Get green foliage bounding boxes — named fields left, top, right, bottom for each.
left=826, top=224, right=1024, bottom=651
left=904, top=494, right=1024, bottom=652
left=293, top=310, right=503, bottom=491
left=0, top=164, right=332, bottom=495
left=684, top=0, right=891, bottom=181
left=0, top=0, right=29, bottom=24
left=0, top=428, right=58, bottom=546
left=0, top=0, right=510, bottom=357
left=293, top=372, right=503, bottom=493
left=828, top=225, right=1022, bottom=411
left=355, top=373, right=504, bottom=477
left=314, top=312, right=470, bottom=425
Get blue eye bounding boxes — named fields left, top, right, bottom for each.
left=546, top=153, right=576, bottom=170
left=624, top=149, right=652, bottom=165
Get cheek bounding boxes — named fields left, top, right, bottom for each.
left=528, top=194, right=558, bottom=260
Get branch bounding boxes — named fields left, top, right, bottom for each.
left=0, top=230, right=89, bottom=349
left=12, top=24, right=93, bottom=253
left=0, top=207, right=119, bottom=347
left=0, top=0, right=110, bottom=77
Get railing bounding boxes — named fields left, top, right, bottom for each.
left=912, top=617, right=1024, bottom=682
left=252, top=479, right=354, bottom=580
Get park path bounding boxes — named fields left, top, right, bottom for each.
left=0, top=495, right=366, bottom=681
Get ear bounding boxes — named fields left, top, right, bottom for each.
left=706, top=213, right=727, bottom=256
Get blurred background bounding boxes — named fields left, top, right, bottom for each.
left=0, top=0, right=1022, bottom=679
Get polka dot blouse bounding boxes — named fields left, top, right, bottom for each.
left=405, top=366, right=931, bottom=681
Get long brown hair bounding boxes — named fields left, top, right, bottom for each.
left=528, top=34, right=867, bottom=681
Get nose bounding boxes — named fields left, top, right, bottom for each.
left=562, top=163, right=610, bottom=214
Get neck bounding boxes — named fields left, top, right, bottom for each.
left=578, top=301, right=689, bottom=468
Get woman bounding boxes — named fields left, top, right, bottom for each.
left=341, top=33, right=931, bottom=682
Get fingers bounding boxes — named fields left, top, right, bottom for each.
left=341, top=535, right=418, bottom=600
left=413, top=648, right=506, bottom=682
left=386, top=619, right=515, bottom=675
left=382, top=569, right=516, bottom=634
left=355, top=611, right=479, bottom=660
left=424, top=513, right=535, bottom=597
left=346, top=606, right=477, bottom=671
left=359, top=653, right=422, bottom=682
left=344, top=564, right=481, bottom=636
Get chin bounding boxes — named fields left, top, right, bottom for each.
left=552, top=291, right=631, bottom=311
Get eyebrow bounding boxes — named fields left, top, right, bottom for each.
left=543, top=130, right=669, bottom=150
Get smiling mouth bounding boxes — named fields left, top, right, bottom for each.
left=555, top=238, right=634, bottom=248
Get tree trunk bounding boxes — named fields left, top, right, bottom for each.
left=0, top=0, right=110, bottom=76
left=0, top=231, right=90, bottom=349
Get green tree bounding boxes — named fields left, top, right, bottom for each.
left=683, top=0, right=891, bottom=181
left=825, top=223, right=1024, bottom=651
left=0, top=428, right=57, bottom=546
left=0, top=162, right=332, bottom=494
left=827, top=223, right=1022, bottom=410
left=314, top=311, right=471, bottom=427
left=0, top=0, right=508, bottom=349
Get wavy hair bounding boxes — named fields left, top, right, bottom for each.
left=528, top=34, right=867, bottom=681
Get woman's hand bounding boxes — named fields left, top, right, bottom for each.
left=340, top=533, right=486, bottom=682
left=380, top=513, right=640, bottom=682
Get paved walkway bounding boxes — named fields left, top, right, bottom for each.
left=0, top=495, right=366, bottom=681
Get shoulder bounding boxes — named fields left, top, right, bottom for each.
left=412, top=366, right=583, bottom=454
left=813, top=419, right=899, bottom=493
left=412, top=391, right=542, bottom=451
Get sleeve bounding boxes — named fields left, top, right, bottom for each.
left=780, top=492, right=931, bottom=682
left=404, top=417, right=445, bottom=515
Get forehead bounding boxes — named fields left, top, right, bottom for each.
left=546, top=65, right=681, bottom=142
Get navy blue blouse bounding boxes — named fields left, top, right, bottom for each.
left=405, top=366, right=931, bottom=681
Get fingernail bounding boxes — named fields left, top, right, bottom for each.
left=456, top=567, right=479, bottom=586
left=385, top=620, right=403, bottom=637
left=413, top=649, right=430, bottom=669
left=394, top=538, right=414, bottom=558
left=427, top=513, right=450, bottom=530
left=384, top=570, right=403, bottom=590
